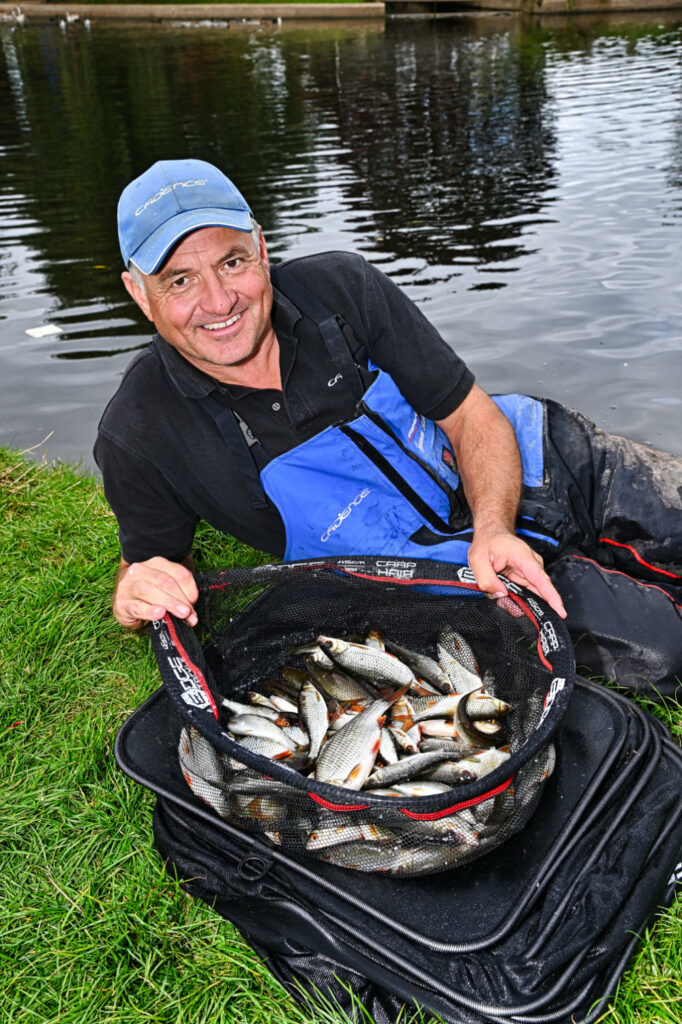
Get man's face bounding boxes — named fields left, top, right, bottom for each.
left=123, top=225, right=274, bottom=383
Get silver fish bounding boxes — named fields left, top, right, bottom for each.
left=227, top=714, right=295, bottom=747
left=365, top=749, right=450, bottom=789
left=383, top=638, right=454, bottom=694
left=318, top=840, right=457, bottom=874
left=222, top=697, right=291, bottom=726
left=306, top=818, right=395, bottom=851
left=178, top=727, right=230, bottom=817
left=178, top=725, right=228, bottom=785
left=317, top=635, right=417, bottom=688
left=250, top=688, right=298, bottom=715
left=231, top=792, right=286, bottom=822
left=464, top=691, right=511, bottom=720
left=303, top=656, right=375, bottom=704
left=231, top=733, right=300, bottom=761
left=388, top=724, right=421, bottom=755
left=289, top=642, right=335, bottom=669
left=315, top=686, right=408, bottom=789
left=430, top=745, right=503, bottom=782
left=412, top=693, right=464, bottom=723
left=282, top=723, right=309, bottom=748
left=368, top=781, right=454, bottom=798
left=378, top=727, right=400, bottom=765
left=419, top=736, right=471, bottom=756
left=298, top=680, right=328, bottom=760
left=437, top=628, right=483, bottom=694
left=415, top=808, right=480, bottom=846
left=328, top=708, right=359, bottom=732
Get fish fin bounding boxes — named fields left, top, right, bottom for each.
left=345, top=762, right=368, bottom=786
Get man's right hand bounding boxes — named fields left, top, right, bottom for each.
left=113, top=556, right=199, bottom=629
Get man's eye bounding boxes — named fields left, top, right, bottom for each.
left=224, top=258, right=242, bottom=270
left=171, top=276, right=189, bottom=289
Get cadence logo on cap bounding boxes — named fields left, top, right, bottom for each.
left=135, top=179, right=208, bottom=217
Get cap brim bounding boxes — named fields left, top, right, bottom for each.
left=129, top=208, right=254, bottom=275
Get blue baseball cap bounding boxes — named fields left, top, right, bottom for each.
left=117, top=159, right=254, bottom=275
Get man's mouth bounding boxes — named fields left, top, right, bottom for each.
left=202, top=313, right=242, bottom=331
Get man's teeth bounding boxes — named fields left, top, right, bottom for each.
left=203, top=314, right=241, bottom=331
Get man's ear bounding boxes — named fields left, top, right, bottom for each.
left=122, top=270, right=153, bottom=322
left=258, top=228, right=270, bottom=271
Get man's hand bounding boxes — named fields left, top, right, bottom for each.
left=467, top=529, right=566, bottom=619
left=113, top=556, right=199, bottom=630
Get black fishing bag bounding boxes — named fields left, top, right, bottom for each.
left=115, top=558, right=682, bottom=1024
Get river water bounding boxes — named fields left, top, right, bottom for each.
left=1, top=11, right=681, bottom=469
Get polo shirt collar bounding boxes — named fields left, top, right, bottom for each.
left=151, top=285, right=302, bottom=400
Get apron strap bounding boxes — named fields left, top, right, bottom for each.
left=199, top=394, right=270, bottom=510
left=270, top=264, right=365, bottom=404
left=358, top=401, right=467, bottom=528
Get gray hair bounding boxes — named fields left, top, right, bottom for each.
left=127, top=216, right=262, bottom=293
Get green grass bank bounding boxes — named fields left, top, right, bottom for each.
left=1, top=446, right=680, bottom=1024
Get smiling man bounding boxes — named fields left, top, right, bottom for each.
left=96, top=159, right=682, bottom=698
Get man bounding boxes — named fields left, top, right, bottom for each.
left=97, top=160, right=682, bottom=697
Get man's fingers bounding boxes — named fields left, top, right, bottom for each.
left=467, top=546, right=508, bottom=600
left=503, top=558, right=567, bottom=619
left=130, top=557, right=199, bottom=604
left=114, top=558, right=199, bottom=628
left=516, top=570, right=566, bottom=619
left=468, top=534, right=567, bottom=619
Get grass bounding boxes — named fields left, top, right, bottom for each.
left=1, top=445, right=680, bottom=1024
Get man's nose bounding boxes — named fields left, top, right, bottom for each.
left=199, top=271, right=237, bottom=312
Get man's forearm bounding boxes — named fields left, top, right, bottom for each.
left=436, top=383, right=522, bottom=538
left=436, top=384, right=566, bottom=617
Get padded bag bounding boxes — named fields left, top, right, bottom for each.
left=116, top=679, right=682, bottom=1024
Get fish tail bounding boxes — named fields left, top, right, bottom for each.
left=379, top=681, right=413, bottom=704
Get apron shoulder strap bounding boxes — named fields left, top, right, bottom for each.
left=200, top=395, right=270, bottom=510
left=271, top=264, right=365, bottom=402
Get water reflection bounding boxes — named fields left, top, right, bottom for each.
left=0, top=13, right=681, bottom=466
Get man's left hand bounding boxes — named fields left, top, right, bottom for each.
left=467, top=530, right=567, bottom=619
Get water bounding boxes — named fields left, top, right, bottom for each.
left=1, top=12, right=681, bottom=470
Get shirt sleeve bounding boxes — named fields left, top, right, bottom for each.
left=94, top=433, right=199, bottom=565
left=337, top=255, right=475, bottom=420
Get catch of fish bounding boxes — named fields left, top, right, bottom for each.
left=178, top=626, right=556, bottom=875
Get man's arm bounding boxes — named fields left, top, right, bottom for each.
left=112, top=554, right=199, bottom=630
left=436, top=384, right=566, bottom=618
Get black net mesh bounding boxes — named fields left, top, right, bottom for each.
left=151, top=558, right=574, bottom=876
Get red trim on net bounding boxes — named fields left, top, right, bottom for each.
left=399, top=776, right=514, bottom=819
left=308, top=793, right=371, bottom=812
left=204, top=565, right=482, bottom=594
left=571, top=555, right=682, bottom=612
left=599, top=538, right=682, bottom=580
left=507, top=593, right=554, bottom=672
left=163, top=613, right=219, bottom=720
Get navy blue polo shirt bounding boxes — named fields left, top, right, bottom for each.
left=94, top=251, right=474, bottom=563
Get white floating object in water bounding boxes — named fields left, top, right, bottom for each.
left=25, top=324, right=63, bottom=338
